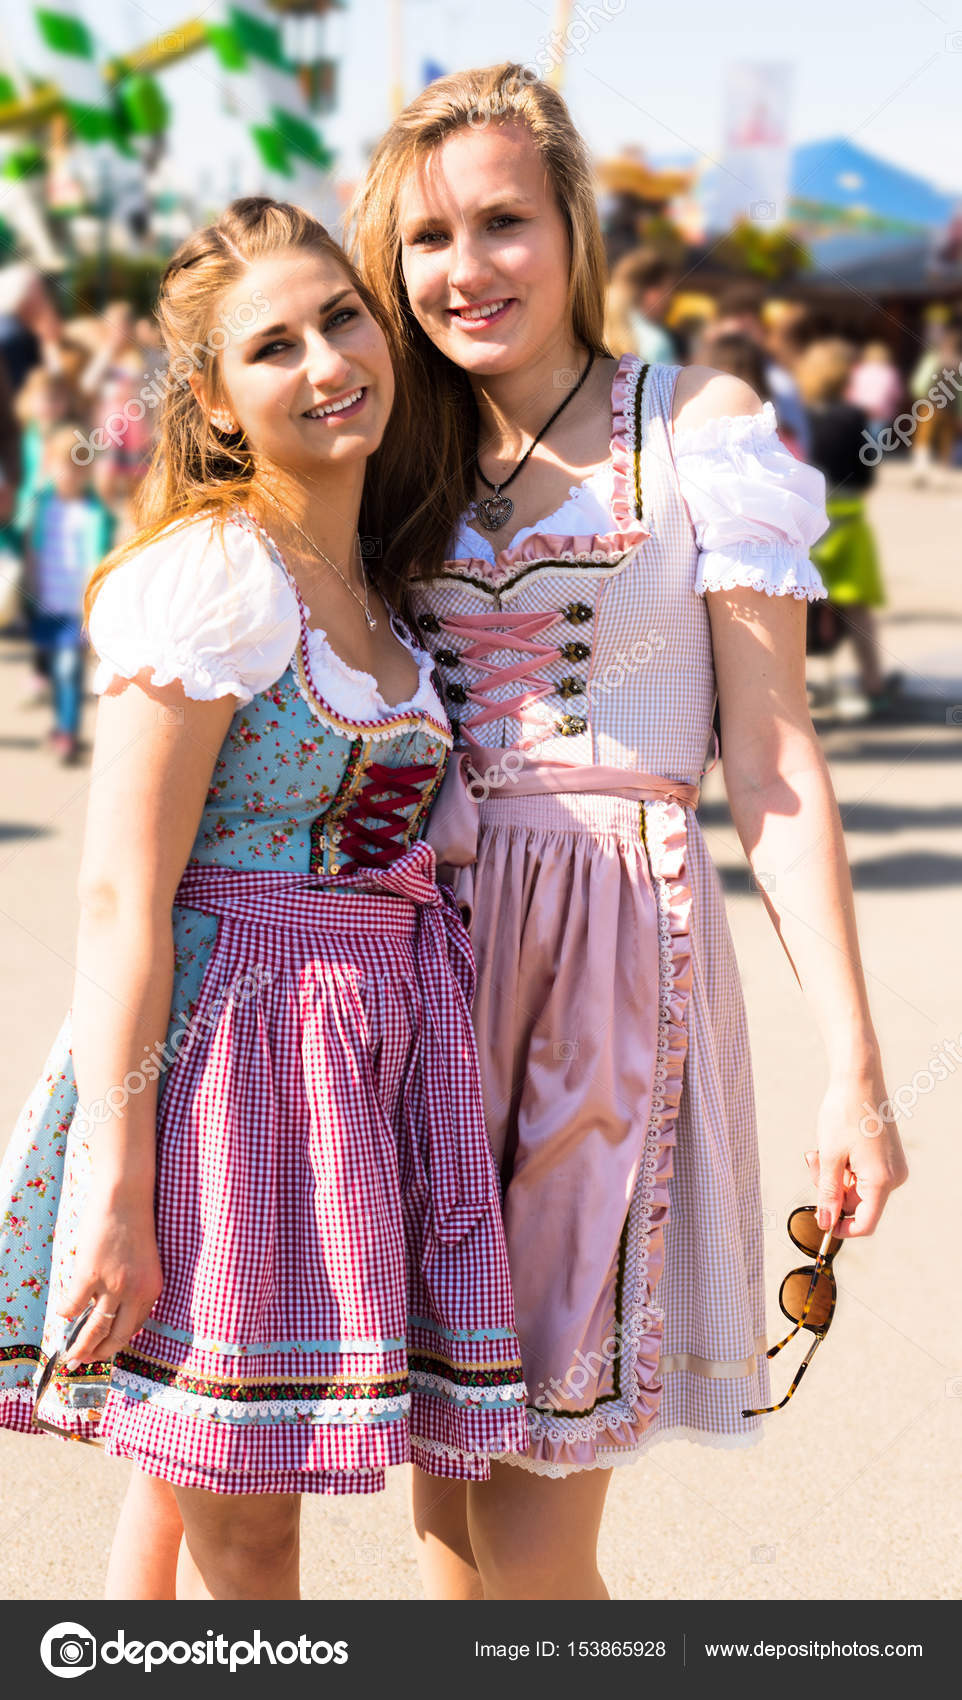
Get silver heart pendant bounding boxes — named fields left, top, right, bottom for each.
left=475, top=492, right=514, bottom=531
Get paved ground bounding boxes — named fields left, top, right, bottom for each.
left=0, top=460, right=959, bottom=1600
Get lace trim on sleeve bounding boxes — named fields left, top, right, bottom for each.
left=695, top=545, right=828, bottom=601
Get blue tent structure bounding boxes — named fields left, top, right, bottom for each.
left=676, top=136, right=962, bottom=297
left=789, top=137, right=957, bottom=236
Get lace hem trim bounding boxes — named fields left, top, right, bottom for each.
left=91, top=647, right=259, bottom=705
left=410, top=1370, right=527, bottom=1407
left=109, top=1367, right=412, bottom=1424
left=696, top=547, right=829, bottom=601
left=493, top=1422, right=765, bottom=1477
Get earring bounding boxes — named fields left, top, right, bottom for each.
left=210, top=410, right=238, bottom=433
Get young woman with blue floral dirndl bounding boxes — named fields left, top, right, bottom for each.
left=0, top=199, right=527, bottom=1600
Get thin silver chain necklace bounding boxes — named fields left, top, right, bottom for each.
left=263, top=492, right=376, bottom=631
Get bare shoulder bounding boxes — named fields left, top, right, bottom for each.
left=671, top=363, right=766, bottom=435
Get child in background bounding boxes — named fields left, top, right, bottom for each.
left=23, top=425, right=113, bottom=762
left=13, top=369, right=81, bottom=700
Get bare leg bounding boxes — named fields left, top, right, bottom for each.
left=840, top=603, right=885, bottom=697
left=414, top=1458, right=613, bottom=1601
left=411, top=1470, right=484, bottom=1600
left=175, top=1534, right=214, bottom=1599
left=104, top=1468, right=184, bottom=1600
left=467, top=1460, right=613, bottom=1600
left=171, top=1487, right=301, bottom=1601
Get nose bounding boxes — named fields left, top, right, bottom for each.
left=302, top=327, right=353, bottom=391
left=447, top=228, right=493, bottom=299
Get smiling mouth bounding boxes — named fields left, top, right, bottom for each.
left=447, top=299, right=514, bottom=326
left=303, top=387, right=366, bottom=419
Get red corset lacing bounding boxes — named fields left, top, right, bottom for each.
left=336, top=762, right=438, bottom=870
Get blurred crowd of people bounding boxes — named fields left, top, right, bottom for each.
left=606, top=245, right=962, bottom=716
left=0, top=245, right=958, bottom=761
left=0, top=262, right=167, bottom=760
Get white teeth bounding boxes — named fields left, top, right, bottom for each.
left=305, top=388, right=363, bottom=418
left=457, top=301, right=507, bottom=321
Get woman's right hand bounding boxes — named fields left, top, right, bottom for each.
left=56, top=1184, right=163, bottom=1368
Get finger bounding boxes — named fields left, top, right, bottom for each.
left=64, top=1301, right=124, bottom=1368
left=830, top=1184, right=887, bottom=1239
left=816, top=1153, right=847, bottom=1231
left=56, top=1282, right=96, bottom=1320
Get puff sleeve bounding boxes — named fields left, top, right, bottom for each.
left=672, top=401, right=830, bottom=600
left=88, top=511, right=300, bottom=705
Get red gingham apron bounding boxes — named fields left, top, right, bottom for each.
left=95, top=840, right=528, bottom=1493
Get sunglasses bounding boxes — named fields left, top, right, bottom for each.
left=30, top=1300, right=105, bottom=1445
left=742, top=1204, right=843, bottom=1417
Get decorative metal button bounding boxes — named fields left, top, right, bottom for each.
left=559, top=640, right=591, bottom=662
left=557, top=676, right=584, bottom=699
left=557, top=714, right=587, bottom=736
left=418, top=611, right=441, bottom=633
left=435, top=648, right=460, bottom=667
left=561, top=601, right=593, bottom=624
left=446, top=682, right=468, bottom=704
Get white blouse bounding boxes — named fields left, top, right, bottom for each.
left=88, top=511, right=444, bottom=721
left=453, top=401, right=829, bottom=600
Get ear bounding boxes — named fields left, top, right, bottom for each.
left=188, top=370, right=236, bottom=434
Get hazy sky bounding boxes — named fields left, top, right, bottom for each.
left=7, top=0, right=962, bottom=200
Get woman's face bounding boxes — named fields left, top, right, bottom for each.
left=207, top=248, right=394, bottom=478
left=397, top=120, right=572, bottom=378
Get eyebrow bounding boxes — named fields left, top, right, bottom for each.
left=474, top=193, right=536, bottom=214
left=248, top=288, right=355, bottom=342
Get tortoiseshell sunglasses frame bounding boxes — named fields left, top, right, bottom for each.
left=742, top=1204, right=843, bottom=1417
left=30, top=1300, right=105, bottom=1445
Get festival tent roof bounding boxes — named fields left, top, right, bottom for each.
left=789, top=138, right=958, bottom=234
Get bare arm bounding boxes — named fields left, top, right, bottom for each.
left=708, top=586, right=907, bottom=1236
left=673, top=367, right=908, bottom=1238
left=62, top=672, right=235, bottom=1366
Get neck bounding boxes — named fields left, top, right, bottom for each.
left=470, top=326, right=588, bottom=459
left=248, top=461, right=366, bottom=586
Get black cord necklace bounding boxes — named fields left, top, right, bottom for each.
left=473, top=349, right=596, bottom=531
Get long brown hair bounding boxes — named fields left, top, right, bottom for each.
left=83, top=197, right=395, bottom=621
left=350, top=63, right=610, bottom=583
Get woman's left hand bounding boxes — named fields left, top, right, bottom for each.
left=804, top=1063, right=909, bottom=1238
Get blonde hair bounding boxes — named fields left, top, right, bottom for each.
left=83, top=197, right=392, bottom=623
left=350, top=63, right=610, bottom=581
left=795, top=337, right=857, bottom=405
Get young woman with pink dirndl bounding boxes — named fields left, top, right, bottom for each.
left=351, top=64, right=909, bottom=1599
left=0, top=200, right=527, bottom=1599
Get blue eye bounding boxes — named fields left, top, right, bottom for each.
left=327, top=308, right=357, bottom=329
left=253, top=339, right=289, bottom=359
left=490, top=215, right=519, bottom=230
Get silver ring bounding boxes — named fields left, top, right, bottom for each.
left=98, top=1309, right=119, bottom=1319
